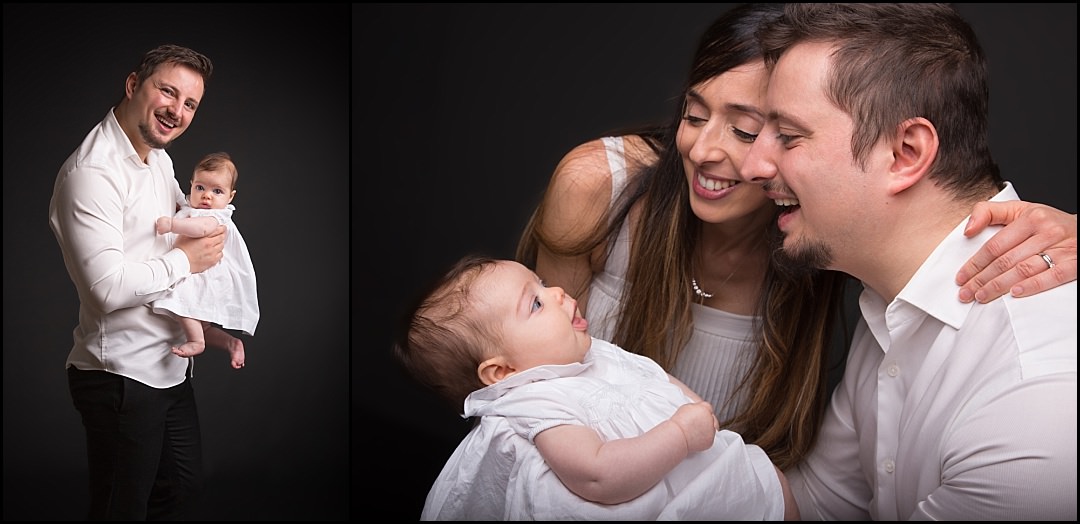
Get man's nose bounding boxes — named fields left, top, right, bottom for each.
left=742, top=133, right=778, bottom=184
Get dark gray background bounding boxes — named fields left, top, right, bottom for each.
left=356, top=3, right=1076, bottom=520
left=4, top=3, right=349, bottom=521
left=3, top=3, right=1075, bottom=522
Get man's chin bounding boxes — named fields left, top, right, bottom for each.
left=138, top=125, right=175, bottom=150
left=775, top=238, right=832, bottom=277
left=149, top=135, right=175, bottom=150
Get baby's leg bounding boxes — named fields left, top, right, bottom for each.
left=205, top=326, right=246, bottom=369
left=171, top=317, right=206, bottom=357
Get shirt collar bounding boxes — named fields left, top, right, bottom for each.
left=462, top=353, right=594, bottom=418
left=105, top=108, right=166, bottom=167
left=888, top=182, right=1020, bottom=330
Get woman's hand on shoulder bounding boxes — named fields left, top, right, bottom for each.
left=956, top=200, right=1076, bottom=303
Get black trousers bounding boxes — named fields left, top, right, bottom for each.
left=68, top=366, right=204, bottom=520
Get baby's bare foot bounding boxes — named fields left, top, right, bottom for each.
left=172, top=340, right=206, bottom=358
left=229, top=337, right=246, bottom=369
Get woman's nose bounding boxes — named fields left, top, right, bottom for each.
left=687, top=123, right=728, bottom=166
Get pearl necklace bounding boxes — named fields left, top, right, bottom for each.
left=692, top=269, right=738, bottom=302
left=691, top=277, right=714, bottom=299
left=692, top=240, right=759, bottom=302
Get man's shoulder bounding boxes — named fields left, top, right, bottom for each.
left=996, top=282, right=1077, bottom=376
left=62, top=123, right=122, bottom=172
left=999, top=281, right=1077, bottom=327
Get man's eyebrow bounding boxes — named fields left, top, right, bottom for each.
left=768, top=108, right=811, bottom=134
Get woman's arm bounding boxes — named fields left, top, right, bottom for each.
left=956, top=200, right=1076, bottom=303
left=531, top=139, right=618, bottom=314
left=531, top=136, right=658, bottom=313
left=534, top=400, right=717, bottom=505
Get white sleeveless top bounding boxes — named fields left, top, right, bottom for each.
left=584, top=136, right=757, bottom=422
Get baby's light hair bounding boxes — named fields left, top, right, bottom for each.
left=393, top=255, right=504, bottom=413
left=195, top=151, right=238, bottom=190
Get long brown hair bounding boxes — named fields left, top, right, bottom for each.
left=517, top=3, right=851, bottom=469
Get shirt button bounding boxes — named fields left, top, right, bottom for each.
left=883, top=459, right=895, bottom=473
left=887, top=363, right=900, bottom=377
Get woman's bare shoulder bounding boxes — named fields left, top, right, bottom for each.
left=536, top=139, right=617, bottom=248
left=549, top=135, right=656, bottom=197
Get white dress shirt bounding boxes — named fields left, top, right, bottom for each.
left=49, top=109, right=193, bottom=388
left=788, top=184, right=1078, bottom=520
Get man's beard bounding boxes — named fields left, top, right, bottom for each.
left=767, top=219, right=833, bottom=278
left=138, top=122, right=174, bottom=150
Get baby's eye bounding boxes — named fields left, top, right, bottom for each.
left=213, top=188, right=225, bottom=195
left=531, top=296, right=543, bottom=313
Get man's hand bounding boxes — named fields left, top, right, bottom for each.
left=175, top=224, right=226, bottom=273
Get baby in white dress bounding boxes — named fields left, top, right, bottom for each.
left=153, top=152, right=259, bottom=369
left=394, top=255, right=798, bottom=520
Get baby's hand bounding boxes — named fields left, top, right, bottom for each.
left=670, top=401, right=718, bottom=454
left=155, top=216, right=172, bottom=235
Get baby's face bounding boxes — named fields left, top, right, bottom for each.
left=473, top=261, right=592, bottom=372
left=189, top=168, right=235, bottom=209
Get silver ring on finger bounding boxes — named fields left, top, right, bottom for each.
left=1038, top=252, right=1054, bottom=269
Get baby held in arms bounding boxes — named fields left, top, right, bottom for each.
left=394, top=255, right=798, bottom=520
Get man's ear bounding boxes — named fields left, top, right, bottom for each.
left=477, top=356, right=516, bottom=386
left=125, top=72, right=138, bottom=99
left=887, top=117, right=938, bottom=195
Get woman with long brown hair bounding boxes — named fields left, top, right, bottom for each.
left=517, top=3, right=1077, bottom=470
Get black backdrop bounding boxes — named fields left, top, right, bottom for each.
left=355, top=4, right=1076, bottom=521
left=4, top=3, right=1076, bottom=521
left=3, top=3, right=350, bottom=521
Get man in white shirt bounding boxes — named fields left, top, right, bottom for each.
left=739, top=4, right=1077, bottom=520
left=49, top=44, right=226, bottom=520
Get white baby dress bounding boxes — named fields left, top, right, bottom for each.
left=153, top=203, right=260, bottom=335
left=420, top=337, right=784, bottom=520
